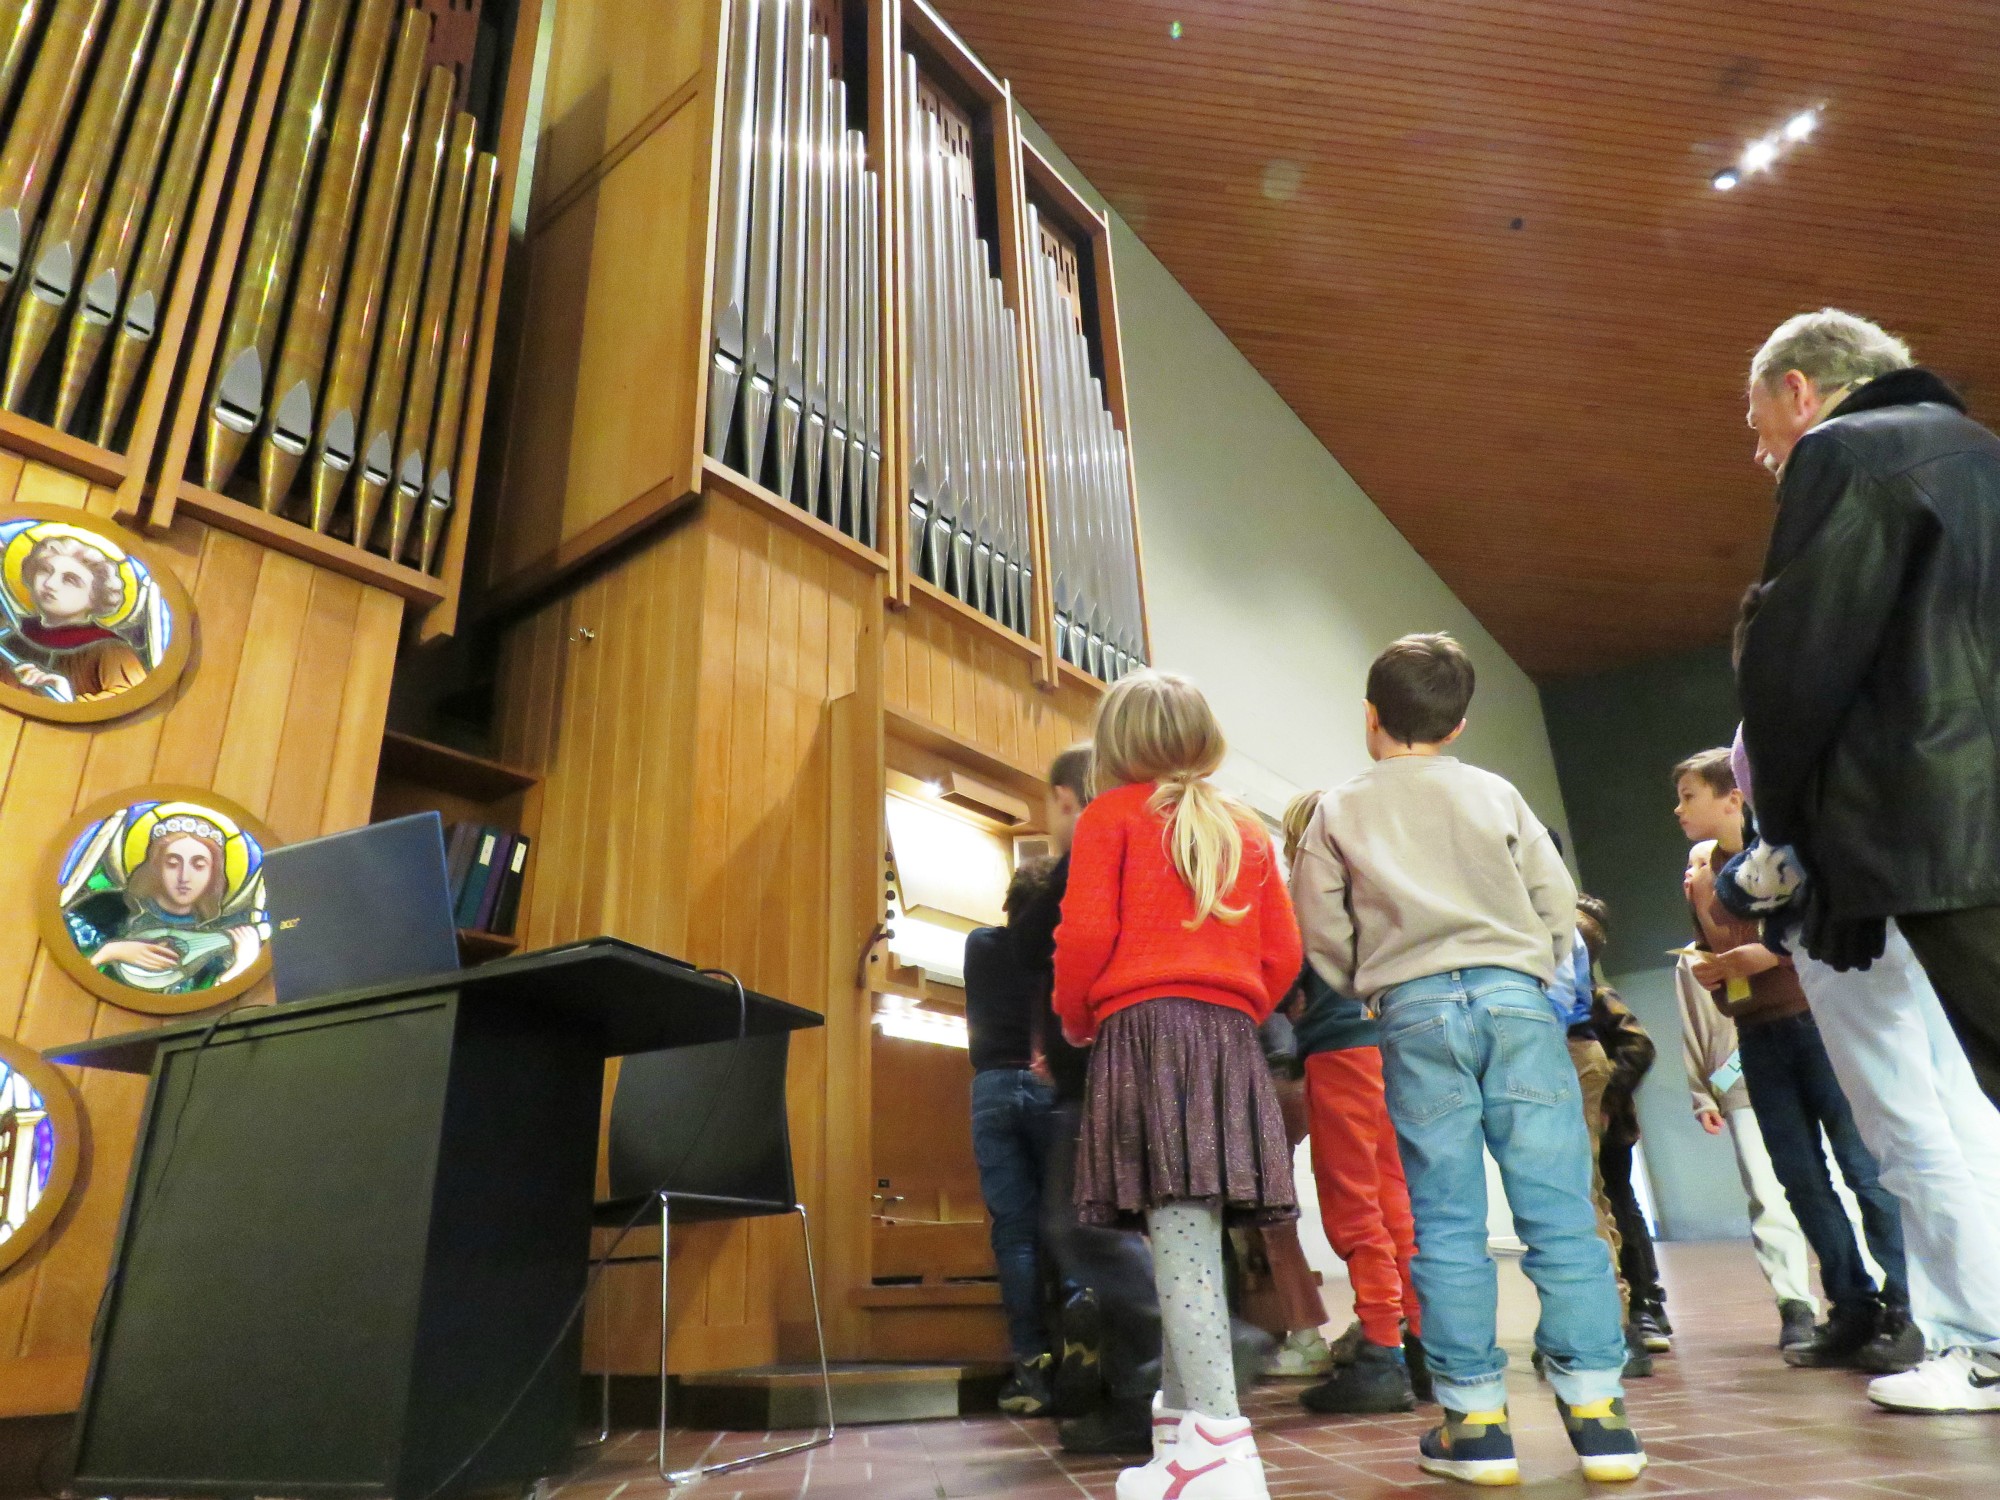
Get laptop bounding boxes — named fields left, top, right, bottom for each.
left=264, top=812, right=462, bottom=1004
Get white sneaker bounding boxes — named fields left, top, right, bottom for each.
left=1117, top=1412, right=1269, bottom=1500
left=1868, top=1348, right=2000, bottom=1413
left=1267, top=1327, right=1335, bottom=1378
left=1148, top=1391, right=1185, bottom=1459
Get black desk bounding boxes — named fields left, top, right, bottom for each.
left=47, top=938, right=820, bottom=1500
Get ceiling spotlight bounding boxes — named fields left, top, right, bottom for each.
left=1783, top=109, right=1818, bottom=142
left=1741, top=138, right=1779, bottom=173
left=1712, top=168, right=1741, bottom=191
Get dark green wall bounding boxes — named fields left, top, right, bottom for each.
left=1540, top=646, right=1752, bottom=1243
left=1540, top=645, right=1740, bottom=975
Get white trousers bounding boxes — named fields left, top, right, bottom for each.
left=1796, top=921, right=2000, bottom=1352
left=1724, top=1104, right=1818, bottom=1312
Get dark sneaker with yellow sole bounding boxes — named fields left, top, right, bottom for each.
left=1417, top=1406, right=1519, bottom=1487
left=999, top=1352, right=1053, bottom=1416
left=1558, top=1396, right=1647, bottom=1483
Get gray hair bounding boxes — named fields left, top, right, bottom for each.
left=1751, top=308, right=1913, bottom=393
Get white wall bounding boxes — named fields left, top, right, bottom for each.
left=1017, top=118, right=1570, bottom=844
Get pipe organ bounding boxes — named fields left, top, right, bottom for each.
left=488, top=0, right=1149, bottom=688
left=482, top=0, right=1142, bottom=1376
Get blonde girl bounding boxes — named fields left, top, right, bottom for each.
left=1053, top=671, right=1302, bottom=1500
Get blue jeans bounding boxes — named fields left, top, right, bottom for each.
left=971, top=1067, right=1057, bottom=1362
left=1378, top=968, right=1628, bottom=1412
left=1737, top=1011, right=1908, bottom=1316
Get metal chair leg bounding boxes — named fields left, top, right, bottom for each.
left=660, top=1203, right=836, bottom=1491
left=657, top=1194, right=673, bottom=1484
left=594, top=1245, right=612, bottom=1446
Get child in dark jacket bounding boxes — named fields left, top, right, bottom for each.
left=1281, top=790, right=1427, bottom=1416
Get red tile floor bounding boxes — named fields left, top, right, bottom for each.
left=560, top=1242, right=2000, bottom=1499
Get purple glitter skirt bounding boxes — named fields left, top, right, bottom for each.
left=1073, top=997, right=1300, bottom=1229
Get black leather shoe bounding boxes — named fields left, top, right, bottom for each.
left=1856, top=1303, right=1924, bottom=1375
left=1784, top=1304, right=1878, bottom=1369
left=1056, top=1398, right=1152, bottom=1455
left=1300, top=1341, right=1415, bottom=1415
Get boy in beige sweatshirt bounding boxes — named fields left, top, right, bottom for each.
left=1292, top=634, right=1643, bottom=1487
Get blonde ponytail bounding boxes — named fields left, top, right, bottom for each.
left=1281, top=789, right=1323, bottom=867
left=1093, top=670, right=1255, bottom=927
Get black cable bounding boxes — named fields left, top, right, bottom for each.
left=414, top=966, right=753, bottom=1500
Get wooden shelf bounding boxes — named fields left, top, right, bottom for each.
left=457, top=928, right=520, bottom=962
left=381, top=730, right=538, bottom=804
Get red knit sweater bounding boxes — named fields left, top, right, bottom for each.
left=1052, top=781, right=1304, bottom=1042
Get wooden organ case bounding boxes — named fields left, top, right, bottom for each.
left=0, top=0, right=543, bottom=1418
left=481, top=0, right=1150, bottom=1372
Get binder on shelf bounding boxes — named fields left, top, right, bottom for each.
left=490, top=834, right=530, bottom=937
left=453, top=827, right=499, bottom=929
left=470, top=830, right=514, bottom=932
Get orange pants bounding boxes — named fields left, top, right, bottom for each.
left=1305, top=1046, right=1421, bottom=1348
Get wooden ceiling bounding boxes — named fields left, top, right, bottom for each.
left=931, top=0, right=2000, bottom=677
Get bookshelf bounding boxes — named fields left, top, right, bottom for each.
left=372, top=731, right=542, bottom=962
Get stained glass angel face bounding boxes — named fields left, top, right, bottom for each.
left=43, top=790, right=275, bottom=1013
left=0, top=509, right=193, bottom=725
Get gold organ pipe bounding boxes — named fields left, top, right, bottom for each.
left=4, top=0, right=171, bottom=411
left=348, top=64, right=450, bottom=551
left=202, top=0, right=355, bottom=492
left=0, top=2, right=47, bottom=136
left=415, top=148, right=494, bottom=575
left=0, top=0, right=115, bottom=294
left=94, top=0, right=245, bottom=446
left=256, top=0, right=397, bottom=513
left=384, top=109, right=472, bottom=562
left=305, top=34, right=433, bottom=533
left=53, top=0, right=212, bottom=432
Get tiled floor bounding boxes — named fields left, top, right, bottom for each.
left=558, top=1242, right=2000, bottom=1499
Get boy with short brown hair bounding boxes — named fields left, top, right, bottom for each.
left=1294, top=633, right=1644, bottom=1486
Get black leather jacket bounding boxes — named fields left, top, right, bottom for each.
left=1740, top=368, right=2000, bottom=927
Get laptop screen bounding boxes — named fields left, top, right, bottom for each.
left=263, top=813, right=461, bottom=1004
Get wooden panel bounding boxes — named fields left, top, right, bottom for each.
left=487, top=90, right=717, bottom=596
left=933, top=0, right=2000, bottom=675
left=483, top=0, right=722, bottom=608
left=885, top=589, right=1096, bottom=779
left=871, top=1032, right=982, bottom=1226
left=0, top=466, right=404, bottom=1416
left=528, top=0, right=714, bottom=222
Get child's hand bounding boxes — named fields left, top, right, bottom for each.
left=1695, top=1106, right=1725, bottom=1135
left=1691, top=944, right=1778, bottom=988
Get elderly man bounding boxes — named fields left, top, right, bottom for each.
left=1738, top=308, right=2000, bottom=1413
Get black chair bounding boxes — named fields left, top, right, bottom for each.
left=591, top=1030, right=834, bottom=1487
